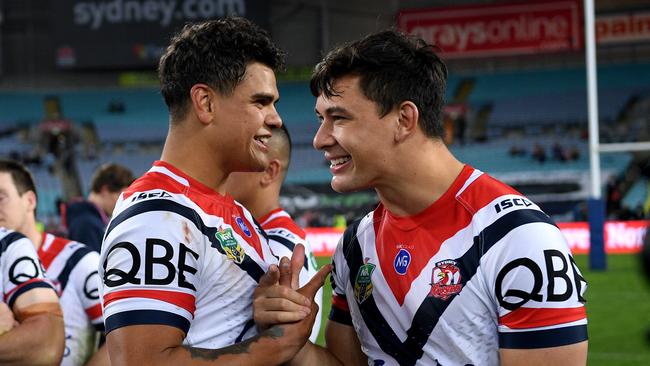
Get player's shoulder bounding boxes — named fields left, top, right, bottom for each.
left=336, top=211, right=377, bottom=255
left=262, top=209, right=307, bottom=241
left=0, top=227, right=22, bottom=243
left=0, top=228, right=30, bottom=253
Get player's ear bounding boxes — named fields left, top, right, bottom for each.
left=23, top=190, right=37, bottom=213
left=395, top=101, right=419, bottom=143
left=260, top=160, right=280, bottom=187
left=189, top=83, right=215, bottom=125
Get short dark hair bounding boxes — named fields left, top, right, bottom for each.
left=310, top=30, right=448, bottom=139
left=0, top=159, right=37, bottom=199
left=90, top=163, right=135, bottom=193
left=159, top=17, right=286, bottom=121
left=273, top=124, right=292, bottom=172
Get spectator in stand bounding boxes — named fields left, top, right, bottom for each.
left=531, top=143, right=547, bottom=164
left=552, top=143, right=568, bottom=162
left=62, top=163, right=134, bottom=252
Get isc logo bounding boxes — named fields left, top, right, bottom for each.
left=494, top=197, right=533, bottom=213
left=131, top=191, right=172, bottom=202
left=393, top=249, right=411, bottom=275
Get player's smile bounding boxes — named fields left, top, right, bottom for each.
left=328, top=155, right=352, bottom=173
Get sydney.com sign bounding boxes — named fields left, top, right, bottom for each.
left=53, top=0, right=268, bottom=68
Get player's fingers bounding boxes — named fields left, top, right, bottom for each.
left=290, top=244, right=305, bottom=290
left=255, top=297, right=311, bottom=314
left=299, top=264, right=332, bottom=299
left=255, top=310, right=309, bottom=325
left=278, top=256, right=292, bottom=287
left=259, top=264, right=280, bottom=287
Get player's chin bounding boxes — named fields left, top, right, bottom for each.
left=330, top=176, right=362, bottom=193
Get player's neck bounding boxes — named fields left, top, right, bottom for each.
left=247, top=188, right=281, bottom=221
left=23, top=220, right=43, bottom=250
left=161, top=124, right=228, bottom=194
left=376, top=142, right=464, bottom=217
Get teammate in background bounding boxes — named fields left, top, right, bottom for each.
left=100, top=17, right=329, bottom=366
left=0, top=228, right=64, bottom=365
left=63, top=163, right=134, bottom=252
left=254, top=30, right=588, bottom=365
left=0, top=160, right=108, bottom=366
left=224, top=124, right=323, bottom=342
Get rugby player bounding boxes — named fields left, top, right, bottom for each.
left=0, top=227, right=64, bottom=365
left=224, top=124, right=323, bottom=342
left=100, top=17, right=329, bottom=365
left=0, top=159, right=107, bottom=366
left=255, top=30, right=588, bottom=365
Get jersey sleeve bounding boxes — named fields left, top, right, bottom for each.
left=481, top=214, right=588, bottom=349
left=0, top=231, right=54, bottom=309
left=328, top=229, right=352, bottom=326
left=99, top=200, right=203, bottom=335
left=70, top=248, right=104, bottom=331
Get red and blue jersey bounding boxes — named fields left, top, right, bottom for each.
left=0, top=228, right=54, bottom=308
left=38, top=233, right=102, bottom=366
left=329, top=165, right=588, bottom=365
left=99, top=161, right=276, bottom=348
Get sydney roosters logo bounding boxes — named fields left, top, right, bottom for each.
left=429, top=260, right=463, bottom=300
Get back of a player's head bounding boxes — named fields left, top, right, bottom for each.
left=270, top=124, right=292, bottom=174
left=159, top=16, right=286, bottom=122
left=0, top=159, right=37, bottom=200
left=90, top=163, right=135, bottom=194
left=310, top=30, right=448, bottom=139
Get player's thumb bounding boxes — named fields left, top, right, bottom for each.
left=259, top=264, right=280, bottom=287
left=299, top=264, right=332, bottom=299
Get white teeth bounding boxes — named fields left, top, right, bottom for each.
left=330, top=156, right=351, bottom=167
left=255, top=136, right=270, bottom=145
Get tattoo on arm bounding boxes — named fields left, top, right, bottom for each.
left=184, top=326, right=284, bottom=361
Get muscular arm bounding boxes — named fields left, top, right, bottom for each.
left=107, top=261, right=332, bottom=366
left=0, top=288, right=65, bottom=366
left=85, top=344, right=110, bottom=366
left=288, top=320, right=366, bottom=366
left=107, top=322, right=307, bottom=366
left=500, top=341, right=588, bottom=366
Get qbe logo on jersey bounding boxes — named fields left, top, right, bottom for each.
left=354, top=258, right=376, bottom=304
left=429, top=259, right=463, bottom=301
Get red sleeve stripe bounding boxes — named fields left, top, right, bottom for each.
left=103, top=290, right=196, bottom=316
left=85, top=303, right=103, bottom=320
left=5, top=278, right=53, bottom=298
left=499, top=306, right=586, bottom=329
left=331, top=294, right=349, bottom=312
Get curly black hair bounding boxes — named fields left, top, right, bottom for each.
left=159, top=17, right=285, bottom=121
left=310, top=30, right=448, bottom=139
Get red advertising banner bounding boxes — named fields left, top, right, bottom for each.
left=307, top=220, right=648, bottom=257
left=397, top=0, right=582, bottom=58
left=596, top=12, right=650, bottom=45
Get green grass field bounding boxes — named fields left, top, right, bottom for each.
left=315, top=254, right=650, bottom=365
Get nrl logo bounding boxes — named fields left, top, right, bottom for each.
left=354, top=258, right=375, bottom=304
left=215, top=228, right=245, bottom=264
left=429, top=259, right=463, bottom=301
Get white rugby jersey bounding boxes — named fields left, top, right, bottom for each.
left=39, top=232, right=102, bottom=366
left=330, top=166, right=588, bottom=366
left=259, top=208, right=323, bottom=342
left=0, top=228, right=53, bottom=308
left=100, top=161, right=276, bottom=348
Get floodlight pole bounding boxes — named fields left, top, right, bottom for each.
left=585, top=0, right=606, bottom=270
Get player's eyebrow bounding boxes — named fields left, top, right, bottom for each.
left=251, top=92, right=279, bottom=104
left=315, top=106, right=351, bottom=117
